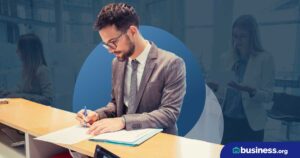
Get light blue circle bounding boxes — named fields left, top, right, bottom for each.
left=73, top=26, right=205, bottom=136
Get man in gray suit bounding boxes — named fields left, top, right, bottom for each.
left=76, top=3, right=186, bottom=135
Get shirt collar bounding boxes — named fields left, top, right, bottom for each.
left=129, top=41, right=151, bottom=66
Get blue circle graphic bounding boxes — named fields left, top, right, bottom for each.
left=73, top=26, right=205, bottom=136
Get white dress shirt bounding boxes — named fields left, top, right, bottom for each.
left=124, top=41, right=151, bottom=107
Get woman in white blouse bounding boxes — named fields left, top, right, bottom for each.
left=208, top=15, right=275, bottom=144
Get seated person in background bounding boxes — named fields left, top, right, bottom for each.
left=0, top=33, right=53, bottom=105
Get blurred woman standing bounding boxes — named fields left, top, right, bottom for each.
left=208, top=15, right=275, bottom=144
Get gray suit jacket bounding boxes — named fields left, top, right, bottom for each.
left=96, top=43, right=186, bottom=135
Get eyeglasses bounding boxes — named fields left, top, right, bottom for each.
left=102, top=32, right=125, bottom=50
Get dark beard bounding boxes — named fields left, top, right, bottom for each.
left=116, top=36, right=135, bottom=62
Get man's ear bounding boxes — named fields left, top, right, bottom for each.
left=128, top=25, right=138, bottom=37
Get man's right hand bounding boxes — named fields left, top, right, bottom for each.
left=76, top=109, right=99, bottom=127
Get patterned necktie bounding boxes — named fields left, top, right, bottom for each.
left=128, top=59, right=139, bottom=108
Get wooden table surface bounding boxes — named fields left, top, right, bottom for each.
left=0, top=98, right=223, bottom=158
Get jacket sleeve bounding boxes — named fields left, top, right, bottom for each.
left=247, top=54, right=274, bottom=103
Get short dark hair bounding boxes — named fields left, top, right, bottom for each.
left=94, top=3, right=139, bottom=32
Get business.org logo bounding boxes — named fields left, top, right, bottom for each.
left=232, top=147, right=240, bottom=154
left=231, top=146, right=288, bottom=155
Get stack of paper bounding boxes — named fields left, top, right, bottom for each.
left=35, top=125, right=162, bottom=146
left=90, top=128, right=162, bottom=146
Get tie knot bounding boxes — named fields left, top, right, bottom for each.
left=131, top=59, right=139, bottom=70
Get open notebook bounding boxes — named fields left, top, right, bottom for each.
left=35, top=125, right=162, bottom=146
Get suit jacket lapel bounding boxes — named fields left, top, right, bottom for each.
left=116, top=59, right=127, bottom=116
left=127, top=43, right=158, bottom=114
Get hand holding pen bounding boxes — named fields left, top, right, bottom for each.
left=83, top=106, right=88, bottom=127
left=76, top=106, right=99, bottom=127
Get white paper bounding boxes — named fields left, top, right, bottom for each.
left=91, top=128, right=162, bottom=143
left=35, top=125, right=91, bottom=145
left=35, top=126, right=162, bottom=145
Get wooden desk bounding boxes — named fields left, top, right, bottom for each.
left=0, top=99, right=223, bottom=158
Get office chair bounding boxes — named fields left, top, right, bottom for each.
left=267, top=93, right=300, bottom=141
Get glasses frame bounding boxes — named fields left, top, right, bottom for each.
left=102, top=31, right=126, bottom=50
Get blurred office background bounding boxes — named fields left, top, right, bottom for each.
left=0, top=0, right=299, bottom=151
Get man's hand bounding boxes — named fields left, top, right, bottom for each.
left=76, top=109, right=99, bottom=127
left=87, top=117, right=125, bottom=135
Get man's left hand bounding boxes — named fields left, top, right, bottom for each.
left=87, top=117, right=125, bottom=135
